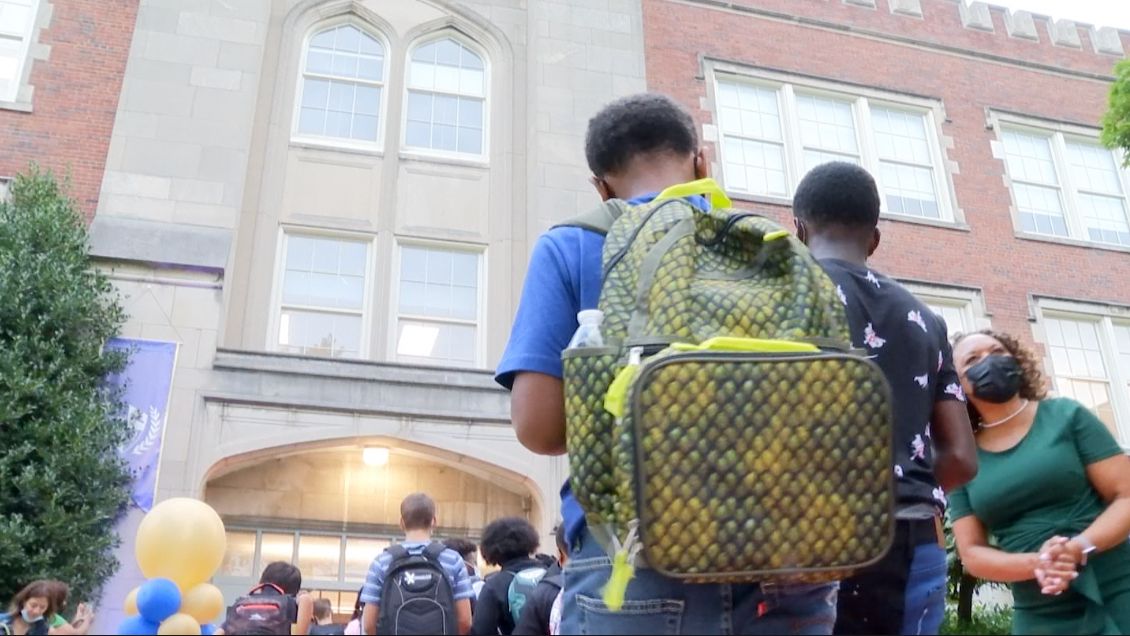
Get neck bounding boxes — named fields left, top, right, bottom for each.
left=973, top=394, right=1027, bottom=426
left=804, top=234, right=869, bottom=265
left=615, top=166, right=695, bottom=202
left=318, top=618, right=332, bottom=625
left=404, top=529, right=431, bottom=542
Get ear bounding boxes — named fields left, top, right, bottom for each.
left=793, top=218, right=808, bottom=245
left=693, top=149, right=708, bottom=179
left=868, top=227, right=881, bottom=257
left=591, top=176, right=613, bottom=202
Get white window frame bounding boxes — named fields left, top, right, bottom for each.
left=901, top=282, right=990, bottom=337
left=400, top=31, right=490, bottom=164
left=388, top=239, right=487, bottom=369
left=1034, top=298, right=1130, bottom=445
left=0, top=176, right=10, bottom=203
left=267, top=228, right=377, bottom=360
left=993, top=111, right=1130, bottom=251
left=707, top=63, right=958, bottom=225
left=290, top=18, right=390, bottom=153
left=0, top=0, right=40, bottom=105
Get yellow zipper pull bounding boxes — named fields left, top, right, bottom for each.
left=603, top=549, right=636, bottom=611
left=603, top=347, right=643, bottom=419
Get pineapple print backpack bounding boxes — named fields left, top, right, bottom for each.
left=559, top=178, right=895, bottom=608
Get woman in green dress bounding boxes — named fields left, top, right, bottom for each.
left=949, top=330, right=1130, bottom=634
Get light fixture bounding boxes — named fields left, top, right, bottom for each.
left=362, top=446, right=389, bottom=467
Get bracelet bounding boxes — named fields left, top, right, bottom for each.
left=1070, top=534, right=1097, bottom=566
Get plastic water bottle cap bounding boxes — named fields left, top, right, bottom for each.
left=577, top=309, right=604, bottom=325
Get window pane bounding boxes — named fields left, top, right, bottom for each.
left=352, top=115, right=378, bottom=141
left=434, top=94, right=458, bottom=126
left=355, top=85, right=381, bottom=116
left=306, top=50, right=333, bottom=75
left=396, top=320, right=477, bottom=366
left=218, top=531, right=257, bottom=578
left=925, top=303, right=969, bottom=338
left=283, top=237, right=367, bottom=310
left=1078, top=193, right=1130, bottom=247
left=0, top=3, right=32, bottom=37
left=1114, top=324, right=1130, bottom=382
left=880, top=162, right=939, bottom=219
left=298, top=535, right=342, bottom=581
left=259, top=533, right=295, bottom=574
left=344, top=537, right=389, bottom=582
left=1002, top=130, right=1059, bottom=185
left=1013, top=183, right=1067, bottom=237
left=722, top=136, right=787, bottom=197
left=278, top=310, right=362, bottom=358
left=301, top=78, right=329, bottom=109
left=459, top=98, right=483, bottom=129
left=871, top=107, right=931, bottom=165
left=796, top=94, right=858, bottom=156
left=1065, top=140, right=1123, bottom=195
left=716, top=81, right=781, bottom=142
left=458, top=127, right=483, bottom=155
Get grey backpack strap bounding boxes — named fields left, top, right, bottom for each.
left=552, top=200, right=627, bottom=236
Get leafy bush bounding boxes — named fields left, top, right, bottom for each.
left=0, top=167, right=131, bottom=605
left=941, top=604, right=1012, bottom=635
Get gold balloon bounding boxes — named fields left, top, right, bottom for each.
left=157, top=613, right=201, bottom=635
left=124, top=587, right=139, bottom=616
left=135, top=498, right=227, bottom=591
left=180, top=583, right=225, bottom=624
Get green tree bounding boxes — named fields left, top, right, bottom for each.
left=0, top=167, right=131, bottom=606
left=1101, top=59, right=1130, bottom=166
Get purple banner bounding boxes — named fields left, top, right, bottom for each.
left=105, top=338, right=178, bottom=512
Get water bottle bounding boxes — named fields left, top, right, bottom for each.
left=567, top=309, right=605, bottom=349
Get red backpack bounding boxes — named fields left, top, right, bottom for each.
left=222, top=583, right=298, bottom=635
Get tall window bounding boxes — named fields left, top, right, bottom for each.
left=0, top=0, right=38, bottom=102
left=1042, top=316, right=1123, bottom=438
left=395, top=245, right=481, bottom=367
left=296, top=23, right=385, bottom=143
left=405, top=37, right=486, bottom=156
left=276, top=235, right=369, bottom=359
left=1001, top=126, right=1130, bottom=248
left=903, top=283, right=987, bottom=339
left=714, top=75, right=952, bottom=221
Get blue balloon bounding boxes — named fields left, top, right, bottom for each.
left=200, top=624, right=216, bottom=636
left=136, top=578, right=181, bottom=624
left=117, top=615, right=159, bottom=635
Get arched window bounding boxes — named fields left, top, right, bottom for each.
left=405, top=36, right=486, bottom=156
left=296, top=23, right=385, bottom=143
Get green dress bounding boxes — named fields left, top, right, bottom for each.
left=949, top=398, right=1130, bottom=635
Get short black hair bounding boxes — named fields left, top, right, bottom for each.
left=479, top=517, right=540, bottom=566
left=260, top=562, right=302, bottom=595
left=585, top=93, right=698, bottom=177
left=401, top=493, right=436, bottom=531
left=443, top=537, right=478, bottom=561
left=793, top=162, right=881, bottom=231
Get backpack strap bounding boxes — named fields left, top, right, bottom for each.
left=423, top=541, right=448, bottom=562
left=249, top=583, right=285, bottom=596
left=552, top=200, right=627, bottom=236
left=543, top=572, right=563, bottom=590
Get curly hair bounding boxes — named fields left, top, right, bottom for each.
left=952, top=329, right=1048, bottom=428
left=479, top=517, right=539, bottom=566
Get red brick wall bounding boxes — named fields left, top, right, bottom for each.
left=643, top=0, right=1130, bottom=349
left=0, top=0, right=138, bottom=221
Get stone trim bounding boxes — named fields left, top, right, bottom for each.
left=1004, top=10, right=1038, bottom=41
left=1092, top=26, right=1125, bottom=56
left=888, top=0, right=923, bottom=19
left=1048, top=19, right=1082, bottom=49
left=958, top=1, right=993, bottom=32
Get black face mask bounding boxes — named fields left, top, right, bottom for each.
left=965, top=354, right=1022, bottom=403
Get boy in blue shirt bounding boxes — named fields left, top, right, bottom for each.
left=495, top=93, right=838, bottom=635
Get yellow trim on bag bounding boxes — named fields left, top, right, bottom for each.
left=603, top=551, right=635, bottom=611
left=670, top=337, right=819, bottom=353
left=764, top=229, right=790, bottom=241
left=654, top=178, right=732, bottom=210
left=603, top=364, right=639, bottom=418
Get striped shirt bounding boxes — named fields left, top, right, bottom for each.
left=359, top=541, right=474, bottom=606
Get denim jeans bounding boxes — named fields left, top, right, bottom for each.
left=835, top=518, right=945, bottom=635
left=560, top=528, right=838, bottom=635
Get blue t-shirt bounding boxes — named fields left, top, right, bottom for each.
left=495, top=194, right=707, bottom=546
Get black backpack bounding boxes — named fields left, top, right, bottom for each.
left=222, top=583, right=297, bottom=635
left=376, top=542, right=458, bottom=635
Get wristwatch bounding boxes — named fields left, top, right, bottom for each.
left=1070, top=534, right=1097, bottom=566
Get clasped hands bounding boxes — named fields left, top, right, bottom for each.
left=1035, top=536, right=1085, bottom=596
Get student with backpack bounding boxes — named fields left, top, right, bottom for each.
left=360, top=493, right=473, bottom=635
left=513, top=524, right=567, bottom=636
left=470, top=518, right=546, bottom=635
left=791, top=162, right=979, bottom=635
left=221, top=562, right=314, bottom=635
left=496, top=93, right=882, bottom=635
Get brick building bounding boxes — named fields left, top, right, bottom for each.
left=643, top=0, right=1130, bottom=444
left=0, top=0, right=137, bottom=216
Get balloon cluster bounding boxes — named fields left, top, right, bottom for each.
left=117, top=498, right=228, bottom=635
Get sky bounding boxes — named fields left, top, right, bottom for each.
left=987, top=0, right=1130, bottom=30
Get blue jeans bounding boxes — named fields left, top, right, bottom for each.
left=560, top=528, right=838, bottom=635
left=902, top=543, right=946, bottom=635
